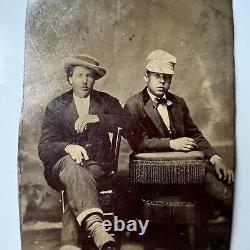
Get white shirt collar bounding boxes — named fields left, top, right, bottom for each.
left=73, top=93, right=90, bottom=116
left=73, top=93, right=90, bottom=102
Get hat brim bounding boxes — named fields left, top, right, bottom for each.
left=63, top=57, right=106, bottom=80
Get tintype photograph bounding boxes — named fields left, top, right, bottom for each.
left=19, top=0, right=235, bottom=249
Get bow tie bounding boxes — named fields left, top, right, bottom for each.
left=155, top=97, right=167, bottom=104
left=153, top=97, right=173, bottom=108
left=153, top=97, right=167, bottom=108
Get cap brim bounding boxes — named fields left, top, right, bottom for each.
left=146, top=65, right=174, bottom=75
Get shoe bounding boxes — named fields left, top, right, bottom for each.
left=208, top=215, right=229, bottom=224
left=100, top=241, right=116, bottom=250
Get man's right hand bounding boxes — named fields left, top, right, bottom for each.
left=170, top=137, right=197, bottom=152
left=65, top=144, right=89, bottom=165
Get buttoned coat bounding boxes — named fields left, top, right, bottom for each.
left=38, top=89, right=126, bottom=176
left=124, top=87, right=217, bottom=159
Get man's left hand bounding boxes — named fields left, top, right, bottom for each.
left=75, top=115, right=99, bottom=133
left=213, top=158, right=234, bottom=184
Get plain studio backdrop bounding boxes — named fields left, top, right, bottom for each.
left=20, top=0, right=235, bottom=185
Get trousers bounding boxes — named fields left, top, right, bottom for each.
left=204, top=163, right=233, bottom=216
left=47, top=155, right=106, bottom=248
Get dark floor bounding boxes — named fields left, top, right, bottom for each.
left=22, top=220, right=231, bottom=250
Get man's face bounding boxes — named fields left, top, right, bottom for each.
left=69, top=66, right=96, bottom=98
left=145, top=71, right=172, bottom=98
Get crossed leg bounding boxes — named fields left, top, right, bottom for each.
left=47, top=155, right=114, bottom=250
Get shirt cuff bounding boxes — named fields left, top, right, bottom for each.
left=210, top=154, right=222, bottom=165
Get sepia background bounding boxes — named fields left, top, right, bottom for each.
left=19, top=0, right=234, bottom=249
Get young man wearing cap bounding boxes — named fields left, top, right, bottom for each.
left=38, top=54, right=125, bottom=250
left=124, top=50, right=234, bottom=218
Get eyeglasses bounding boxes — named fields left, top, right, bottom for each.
left=151, top=73, right=172, bottom=81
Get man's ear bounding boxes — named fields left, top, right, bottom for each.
left=68, top=76, right=72, bottom=85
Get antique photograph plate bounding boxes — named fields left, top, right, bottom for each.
left=11, top=0, right=242, bottom=250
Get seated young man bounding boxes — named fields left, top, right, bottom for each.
left=38, top=54, right=127, bottom=250
left=124, top=50, right=234, bottom=217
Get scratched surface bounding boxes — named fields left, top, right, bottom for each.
left=22, top=0, right=234, bottom=143
left=19, top=0, right=234, bottom=239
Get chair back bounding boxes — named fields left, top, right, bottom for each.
left=108, top=127, right=122, bottom=175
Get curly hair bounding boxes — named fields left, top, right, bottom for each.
left=65, top=65, right=98, bottom=84
left=65, top=65, right=75, bottom=84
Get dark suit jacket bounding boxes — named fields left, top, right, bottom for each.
left=124, top=87, right=217, bottom=159
left=38, top=89, right=126, bottom=174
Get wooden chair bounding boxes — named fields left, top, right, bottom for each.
left=60, top=127, right=122, bottom=248
left=129, top=151, right=208, bottom=249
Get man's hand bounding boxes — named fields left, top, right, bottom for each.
left=75, top=115, right=99, bottom=133
left=65, top=144, right=89, bottom=165
left=213, top=158, right=234, bottom=184
left=170, top=137, right=197, bottom=152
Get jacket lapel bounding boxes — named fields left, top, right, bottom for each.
left=63, top=93, right=79, bottom=134
left=89, top=90, right=104, bottom=115
left=167, top=93, right=183, bottom=134
left=85, top=90, right=105, bottom=141
left=144, top=98, right=166, bottom=137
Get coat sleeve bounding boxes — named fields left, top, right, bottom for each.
left=124, top=99, right=171, bottom=153
left=38, top=102, right=69, bottom=166
left=181, top=98, right=218, bottom=159
left=97, top=96, right=132, bottom=136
